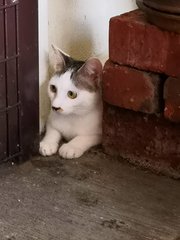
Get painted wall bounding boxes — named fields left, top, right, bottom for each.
left=39, top=0, right=49, bottom=132
left=39, top=0, right=137, bottom=131
left=48, top=0, right=137, bottom=62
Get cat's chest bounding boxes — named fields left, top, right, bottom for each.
left=50, top=114, right=85, bottom=139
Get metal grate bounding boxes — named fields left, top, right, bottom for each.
left=0, top=0, right=22, bottom=162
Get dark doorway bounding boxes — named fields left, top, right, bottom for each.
left=0, top=0, right=39, bottom=163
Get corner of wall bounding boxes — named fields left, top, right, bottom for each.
left=38, top=0, right=50, bottom=133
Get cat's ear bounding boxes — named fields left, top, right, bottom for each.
left=77, top=58, right=103, bottom=91
left=51, top=44, right=70, bottom=72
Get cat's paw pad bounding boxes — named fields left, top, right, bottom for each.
left=59, top=144, right=84, bottom=159
left=39, top=141, right=58, bottom=156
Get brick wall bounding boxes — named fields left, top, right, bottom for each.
left=102, top=10, right=180, bottom=178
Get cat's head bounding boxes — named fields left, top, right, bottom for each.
left=48, top=45, right=102, bottom=115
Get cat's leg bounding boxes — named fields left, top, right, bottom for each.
left=40, top=125, right=61, bottom=156
left=59, top=135, right=101, bottom=159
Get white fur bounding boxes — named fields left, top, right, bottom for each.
left=39, top=70, right=102, bottom=159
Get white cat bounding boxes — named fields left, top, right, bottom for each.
left=39, top=45, right=103, bottom=159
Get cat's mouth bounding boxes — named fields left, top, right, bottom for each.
left=52, top=106, right=63, bottom=112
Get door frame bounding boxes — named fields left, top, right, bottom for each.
left=18, top=0, right=39, bottom=159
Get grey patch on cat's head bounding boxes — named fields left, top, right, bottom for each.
left=55, top=58, right=85, bottom=76
left=52, top=45, right=102, bottom=92
left=66, top=58, right=85, bottom=73
left=71, top=58, right=103, bottom=92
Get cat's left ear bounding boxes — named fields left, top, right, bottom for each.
left=51, top=44, right=70, bottom=72
left=77, top=58, right=103, bottom=91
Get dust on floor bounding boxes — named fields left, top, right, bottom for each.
left=0, top=148, right=179, bottom=240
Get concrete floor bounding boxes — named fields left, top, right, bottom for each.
left=0, top=148, right=179, bottom=240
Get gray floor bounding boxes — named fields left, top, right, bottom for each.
left=0, top=148, right=179, bottom=240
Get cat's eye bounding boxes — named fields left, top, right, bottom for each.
left=67, top=91, right=77, bottom=99
left=50, top=84, right=57, bottom=93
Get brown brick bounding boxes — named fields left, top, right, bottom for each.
left=109, top=10, right=180, bottom=77
left=103, top=103, right=180, bottom=178
left=164, top=77, right=180, bottom=122
left=102, top=60, right=162, bottom=114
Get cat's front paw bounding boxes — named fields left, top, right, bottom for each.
left=39, top=141, right=58, bottom=156
left=59, top=143, right=84, bottom=159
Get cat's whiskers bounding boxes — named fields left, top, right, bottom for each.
left=73, top=105, right=90, bottom=113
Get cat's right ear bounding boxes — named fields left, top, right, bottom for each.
left=51, top=44, right=70, bottom=72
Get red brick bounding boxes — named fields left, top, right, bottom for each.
left=103, top=103, right=180, bottom=178
left=164, top=77, right=180, bottom=122
left=109, top=10, right=180, bottom=77
left=102, top=60, right=162, bottom=114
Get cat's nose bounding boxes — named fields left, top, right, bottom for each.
left=52, top=106, right=62, bottom=111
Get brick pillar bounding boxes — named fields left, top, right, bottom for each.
left=102, top=10, right=180, bottom=178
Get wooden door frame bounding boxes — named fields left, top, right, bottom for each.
left=19, top=0, right=39, bottom=159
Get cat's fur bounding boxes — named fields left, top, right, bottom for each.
left=39, top=45, right=103, bottom=159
